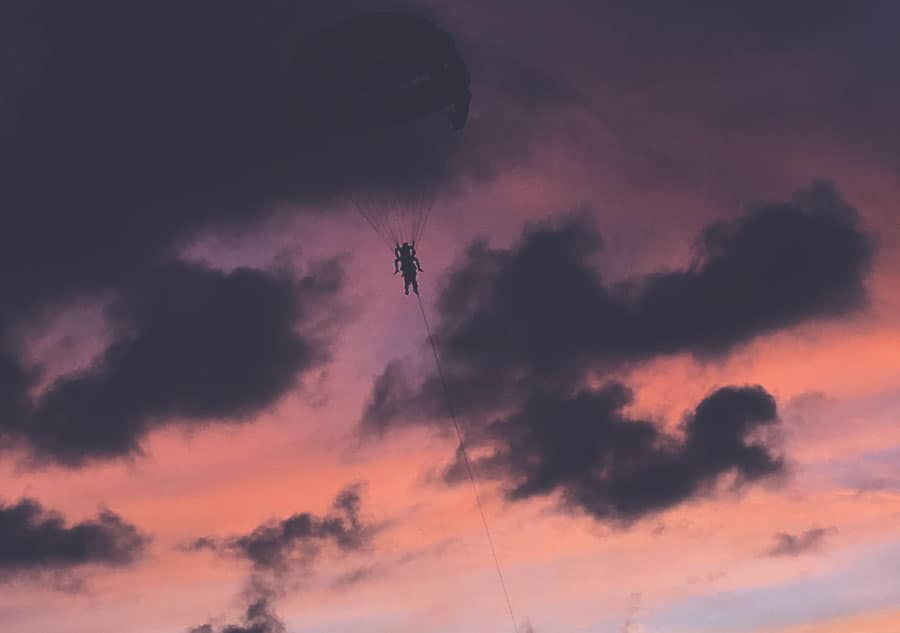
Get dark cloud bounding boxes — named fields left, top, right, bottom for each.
left=0, top=498, right=147, bottom=578
left=363, top=181, right=873, bottom=430
left=193, top=484, right=372, bottom=573
left=439, top=1, right=900, bottom=195
left=0, top=347, right=34, bottom=427
left=766, top=527, right=833, bottom=557
left=187, top=597, right=285, bottom=633
left=185, top=485, right=374, bottom=632
left=0, top=1, right=578, bottom=466
left=1, top=260, right=342, bottom=466
left=0, top=0, right=553, bottom=330
left=443, top=384, right=783, bottom=522
left=0, top=1, right=424, bottom=319
left=359, top=181, right=872, bottom=521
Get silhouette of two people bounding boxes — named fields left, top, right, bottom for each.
left=394, top=242, right=423, bottom=295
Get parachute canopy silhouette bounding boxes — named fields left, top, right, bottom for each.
left=294, top=12, right=471, bottom=246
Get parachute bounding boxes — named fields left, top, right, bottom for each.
left=294, top=12, right=471, bottom=246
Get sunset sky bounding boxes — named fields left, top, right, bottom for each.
left=1, top=2, right=899, bottom=633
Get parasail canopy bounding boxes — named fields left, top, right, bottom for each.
left=293, top=12, right=471, bottom=246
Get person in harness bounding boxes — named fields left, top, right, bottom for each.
left=394, top=241, right=424, bottom=295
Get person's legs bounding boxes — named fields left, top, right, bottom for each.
left=412, top=277, right=419, bottom=295
left=404, top=277, right=410, bottom=295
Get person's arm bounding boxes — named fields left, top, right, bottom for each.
left=414, top=257, right=423, bottom=272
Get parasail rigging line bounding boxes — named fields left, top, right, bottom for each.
left=415, top=292, right=520, bottom=633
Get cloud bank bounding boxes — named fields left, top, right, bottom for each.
left=0, top=498, right=147, bottom=579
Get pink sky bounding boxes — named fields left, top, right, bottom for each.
left=5, top=116, right=900, bottom=632
left=2, top=3, right=900, bottom=633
